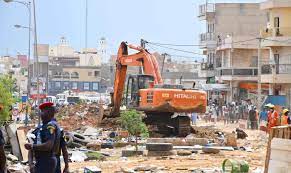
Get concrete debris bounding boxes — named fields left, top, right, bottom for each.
left=148, top=137, right=208, bottom=146
left=70, top=150, right=88, bottom=162
left=177, top=150, right=192, bottom=156
left=7, top=154, right=19, bottom=162
left=84, top=166, right=102, bottom=173
left=121, top=149, right=144, bottom=157
left=83, top=126, right=101, bottom=136
left=202, top=147, right=220, bottom=154
left=146, top=143, right=173, bottom=151
left=133, top=165, right=158, bottom=172
left=7, top=163, right=29, bottom=173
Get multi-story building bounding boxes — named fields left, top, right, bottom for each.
left=260, top=0, right=291, bottom=107
left=32, top=37, right=103, bottom=96
left=216, top=36, right=270, bottom=102
left=197, top=2, right=267, bottom=84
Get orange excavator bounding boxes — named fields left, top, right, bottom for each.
left=109, top=41, right=207, bottom=136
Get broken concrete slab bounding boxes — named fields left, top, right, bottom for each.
left=202, top=147, right=220, bottom=154
left=146, top=143, right=173, bottom=151
left=147, top=137, right=208, bottom=146
left=121, top=150, right=144, bottom=157
left=177, top=150, right=192, bottom=156
left=147, top=151, right=175, bottom=157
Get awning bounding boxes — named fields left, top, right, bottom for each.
left=198, top=84, right=230, bottom=91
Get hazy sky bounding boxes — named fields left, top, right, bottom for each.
left=0, top=0, right=263, bottom=61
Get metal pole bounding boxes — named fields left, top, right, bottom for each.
left=161, top=53, right=166, bottom=78
left=32, top=0, right=40, bottom=124
left=257, top=37, right=262, bottom=111
left=25, top=1, right=31, bottom=126
left=85, top=0, right=88, bottom=54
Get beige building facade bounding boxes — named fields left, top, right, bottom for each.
left=198, top=3, right=267, bottom=84
left=260, top=0, right=291, bottom=107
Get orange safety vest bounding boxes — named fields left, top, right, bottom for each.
left=281, top=116, right=288, bottom=125
left=267, top=110, right=279, bottom=132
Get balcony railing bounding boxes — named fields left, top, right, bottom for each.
left=218, top=68, right=258, bottom=76
left=261, top=64, right=291, bottom=74
left=199, top=3, right=215, bottom=17
left=261, top=27, right=291, bottom=38
left=200, top=33, right=215, bottom=43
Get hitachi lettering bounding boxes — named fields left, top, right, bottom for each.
left=174, top=94, right=196, bottom=99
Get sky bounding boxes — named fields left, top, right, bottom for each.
left=0, top=0, right=264, bottom=61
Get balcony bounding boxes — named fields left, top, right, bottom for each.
left=261, top=64, right=291, bottom=83
left=199, top=33, right=216, bottom=49
left=198, top=3, right=215, bottom=20
left=217, top=67, right=258, bottom=81
left=261, top=27, right=291, bottom=47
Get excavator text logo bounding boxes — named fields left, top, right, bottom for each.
left=174, top=94, right=196, bottom=99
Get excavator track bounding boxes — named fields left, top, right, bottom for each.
left=144, top=112, right=191, bottom=137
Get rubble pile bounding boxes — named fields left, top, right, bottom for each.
left=56, top=104, right=101, bottom=131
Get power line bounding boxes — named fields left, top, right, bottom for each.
left=146, top=44, right=203, bottom=61
left=146, top=42, right=204, bottom=55
left=145, top=37, right=257, bottom=48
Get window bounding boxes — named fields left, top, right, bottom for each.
left=71, top=72, right=79, bottom=79
left=63, top=82, right=70, bottom=90
left=84, top=82, right=90, bottom=90
left=88, top=72, right=92, bottom=76
left=92, top=82, right=98, bottom=90
left=72, top=82, right=78, bottom=90
left=94, top=71, right=100, bottom=77
left=55, top=82, right=61, bottom=89
left=251, top=56, right=258, bottom=67
left=207, top=23, right=214, bottom=33
left=63, top=72, right=70, bottom=79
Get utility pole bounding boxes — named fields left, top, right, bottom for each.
left=85, top=0, right=88, bottom=56
left=161, top=53, right=167, bottom=78
left=32, top=0, right=40, bottom=124
left=257, top=37, right=262, bottom=111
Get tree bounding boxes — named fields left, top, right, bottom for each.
left=120, top=109, right=149, bottom=152
left=0, top=75, right=15, bottom=125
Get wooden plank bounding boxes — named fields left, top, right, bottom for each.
left=268, top=160, right=291, bottom=173
left=264, top=128, right=274, bottom=173
left=16, top=129, right=28, bottom=162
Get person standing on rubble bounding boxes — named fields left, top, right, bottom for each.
left=25, top=102, right=61, bottom=173
left=0, top=128, right=6, bottom=173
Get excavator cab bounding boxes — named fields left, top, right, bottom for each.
left=125, top=74, right=154, bottom=108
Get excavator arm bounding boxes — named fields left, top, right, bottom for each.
left=110, top=42, right=163, bottom=117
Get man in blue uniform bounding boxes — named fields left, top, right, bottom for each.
left=25, top=102, right=61, bottom=173
left=0, top=128, right=6, bottom=173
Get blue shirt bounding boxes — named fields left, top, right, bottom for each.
left=260, top=111, right=268, bottom=121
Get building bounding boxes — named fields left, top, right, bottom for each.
left=216, top=36, right=269, bottom=102
left=197, top=2, right=267, bottom=84
left=260, top=0, right=291, bottom=107
left=32, top=37, right=102, bottom=96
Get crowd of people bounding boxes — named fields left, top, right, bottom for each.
left=197, top=99, right=291, bottom=132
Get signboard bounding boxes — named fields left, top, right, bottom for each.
left=30, top=77, right=47, bottom=100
